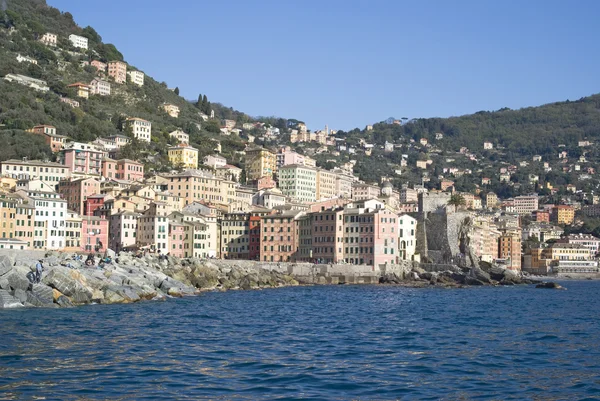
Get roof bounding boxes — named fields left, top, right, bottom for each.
left=219, top=164, right=242, bottom=170
left=1, top=159, right=67, bottom=168
left=67, top=82, right=89, bottom=88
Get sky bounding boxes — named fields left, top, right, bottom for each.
left=47, top=0, right=600, bottom=131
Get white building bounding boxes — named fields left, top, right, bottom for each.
left=127, top=70, right=145, bottom=86
left=16, top=54, right=38, bottom=64
left=68, top=34, right=88, bottom=50
left=3, top=74, right=49, bottom=92
left=398, top=214, right=417, bottom=260
left=169, top=129, right=189, bottom=144
left=136, top=204, right=169, bottom=251
left=124, top=118, right=152, bottom=142
left=39, top=32, right=57, bottom=47
left=203, top=154, right=227, bottom=169
left=19, top=190, right=67, bottom=250
left=89, top=78, right=111, bottom=96
left=109, top=211, right=140, bottom=252
left=1, top=159, right=71, bottom=190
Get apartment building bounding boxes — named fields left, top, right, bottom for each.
left=168, top=144, right=198, bottom=169
left=551, top=205, right=575, bottom=225
left=68, top=34, right=88, bottom=49
left=136, top=203, right=170, bottom=252
left=1, top=160, right=71, bottom=190
left=39, top=32, right=57, bottom=46
left=90, top=60, right=107, bottom=72
left=169, top=129, right=189, bottom=144
left=259, top=210, right=304, bottom=262
left=127, top=70, right=144, bottom=86
left=245, top=147, right=276, bottom=181
left=109, top=211, right=140, bottom=252
left=162, top=103, right=180, bottom=118
left=64, top=210, right=82, bottom=251
left=203, top=154, right=227, bottom=169
left=316, top=169, right=337, bottom=200
left=57, top=178, right=100, bottom=215
left=513, top=195, right=539, bottom=215
left=352, top=182, right=381, bottom=201
left=398, top=214, right=418, bottom=261
left=124, top=118, right=152, bottom=142
left=19, top=190, right=67, bottom=250
left=162, top=170, right=236, bottom=206
left=29, top=125, right=67, bottom=153
left=61, top=142, right=103, bottom=178
left=557, top=234, right=600, bottom=258
left=67, top=82, right=90, bottom=99
left=101, top=158, right=144, bottom=181
left=108, top=61, right=127, bottom=84
left=89, top=78, right=111, bottom=96
left=498, top=228, right=522, bottom=270
left=335, top=172, right=354, bottom=199
left=81, top=216, right=108, bottom=253
left=278, top=164, right=317, bottom=204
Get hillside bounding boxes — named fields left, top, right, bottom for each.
left=0, top=0, right=248, bottom=170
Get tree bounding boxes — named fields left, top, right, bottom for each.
left=201, top=95, right=209, bottom=114
left=81, top=26, right=102, bottom=44
left=174, top=87, right=180, bottom=96
left=196, top=93, right=202, bottom=108
left=448, top=194, right=466, bottom=207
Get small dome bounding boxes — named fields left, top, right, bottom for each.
left=383, top=181, right=393, bottom=188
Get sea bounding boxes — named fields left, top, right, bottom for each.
left=1, top=281, right=600, bottom=400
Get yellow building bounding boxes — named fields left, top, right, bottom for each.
left=67, top=82, right=90, bottom=99
left=0, top=195, right=17, bottom=239
left=552, top=205, right=575, bottom=225
left=162, top=170, right=236, bottom=206
left=245, top=147, right=276, bottom=181
left=162, top=103, right=180, bottom=118
left=168, top=145, right=198, bottom=169
left=486, top=192, right=498, bottom=208
left=316, top=169, right=337, bottom=200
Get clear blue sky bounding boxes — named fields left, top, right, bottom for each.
left=47, top=0, right=600, bottom=131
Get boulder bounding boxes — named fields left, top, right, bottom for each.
left=13, top=288, right=27, bottom=304
left=0, top=255, right=13, bottom=276
left=465, top=277, right=486, bottom=286
left=471, top=267, right=491, bottom=284
left=56, top=295, right=74, bottom=307
left=103, top=287, right=126, bottom=304
left=536, top=282, right=564, bottom=290
left=190, top=265, right=219, bottom=289
left=6, top=272, right=30, bottom=292
left=43, top=269, right=92, bottom=302
left=32, top=283, right=55, bottom=304
left=0, top=289, right=23, bottom=308
left=489, top=266, right=506, bottom=281
left=26, top=292, right=52, bottom=307
left=0, top=277, right=9, bottom=290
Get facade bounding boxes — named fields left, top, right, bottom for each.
left=216, top=165, right=242, bottom=182
left=62, top=142, right=103, bottom=178
left=127, top=70, right=145, bottom=86
left=245, top=147, right=276, bottom=181
left=557, top=234, right=600, bottom=257
left=168, top=222, right=186, bottom=257
left=485, top=192, right=498, bottom=208
left=498, top=229, right=522, bottom=270
left=259, top=211, right=304, bottom=262
left=57, top=178, right=100, bottom=215
left=108, top=211, right=140, bottom=252
left=203, top=154, right=227, bottom=169
left=1, top=160, right=71, bottom=190
left=398, top=214, right=418, bottom=260
left=90, top=60, right=107, bottom=72
left=163, top=170, right=236, bottom=206
left=22, top=190, right=67, bottom=250
left=29, top=125, right=67, bottom=153
left=169, top=130, right=189, bottom=144
left=89, top=78, right=111, bottom=96
left=67, top=82, right=90, bottom=99
left=64, top=210, right=82, bottom=251
left=352, top=183, right=381, bottom=201
left=101, top=158, right=144, bottom=181
left=108, top=61, right=127, bottom=84
left=3, top=74, right=49, bottom=92
left=125, top=118, right=152, bottom=142
left=39, top=32, right=57, bottom=46
left=278, top=164, right=317, bottom=204
left=316, top=169, right=337, bottom=201
left=81, top=216, right=108, bottom=253
left=335, top=172, right=354, bottom=199
left=513, top=195, right=539, bottom=215
left=68, top=34, right=88, bottom=49
left=136, top=203, right=169, bottom=252
left=551, top=205, right=575, bottom=225
left=168, top=145, right=199, bottom=169
left=220, top=212, right=250, bottom=259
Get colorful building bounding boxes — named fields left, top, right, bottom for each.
left=168, top=144, right=199, bottom=169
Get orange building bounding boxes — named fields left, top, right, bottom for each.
left=259, top=211, right=304, bottom=262
left=29, top=125, right=67, bottom=153
left=551, top=205, right=575, bottom=225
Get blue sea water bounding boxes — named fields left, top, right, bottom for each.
left=1, top=282, right=600, bottom=400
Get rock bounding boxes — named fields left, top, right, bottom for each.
left=91, top=289, right=105, bottom=302
left=536, top=282, right=564, bottom=290
left=52, top=288, right=63, bottom=302
left=6, top=272, right=30, bottom=292
left=0, top=289, right=23, bottom=308
left=43, top=269, right=92, bottom=303
left=489, top=266, right=506, bottom=281
left=465, top=277, right=486, bottom=286
left=103, top=287, right=126, bottom=304
left=0, top=255, right=13, bottom=276
left=471, top=267, right=491, bottom=284
left=13, top=288, right=27, bottom=304
left=56, top=295, right=74, bottom=307
left=70, top=291, right=92, bottom=304
left=190, top=265, right=219, bottom=289
left=32, top=283, right=55, bottom=304
left=0, top=277, right=9, bottom=290
left=105, top=249, right=116, bottom=259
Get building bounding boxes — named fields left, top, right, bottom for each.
left=18, top=190, right=67, bottom=250
left=59, top=97, right=80, bottom=108
left=352, top=183, right=380, bottom=201
left=106, top=134, right=131, bottom=149
left=68, top=34, right=88, bottom=49
left=162, top=170, right=236, bottom=206
left=3, top=74, right=49, bottom=92
left=108, top=61, right=127, bottom=84
left=81, top=216, right=108, bottom=253
left=109, top=211, right=140, bottom=252
left=90, top=60, right=107, bottom=72
left=551, top=205, right=575, bottom=225
left=398, top=214, right=418, bottom=260
left=203, top=154, right=227, bottom=169
left=557, top=234, right=600, bottom=258
left=89, top=78, right=111, bottom=96
left=532, top=210, right=550, bottom=223
left=162, top=103, right=180, bottom=118
left=484, top=142, right=493, bottom=150
left=39, top=32, right=57, bottom=46
left=84, top=194, right=108, bottom=216
left=220, top=212, right=250, bottom=259
left=64, top=210, right=82, bottom=251
left=169, top=129, right=189, bottom=144
left=67, top=82, right=90, bottom=99
left=513, top=195, right=539, bottom=215
left=136, top=203, right=170, bottom=252
left=316, top=169, right=337, bottom=201
left=498, top=228, right=522, bottom=270
left=16, top=54, right=37, bottom=64
left=245, top=147, right=276, bottom=181
left=29, top=125, right=67, bottom=153
left=168, top=145, right=199, bottom=169
left=127, top=70, right=144, bottom=86
left=57, top=178, right=100, bottom=215
left=279, top=164, right=317, bottom=204
left=259, top=211, right=304, bottom=262
left=124, top=118, right=152, bottom=142
left=216, top=165, right=242, bottom=182
left=61, top=142, right=103, bottom=178
left=101, top=158, right=144, bottom=181
left=1, top=159, right=71, bottom=190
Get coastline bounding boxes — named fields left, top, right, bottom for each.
left=0, top=250, right=544, bottom=309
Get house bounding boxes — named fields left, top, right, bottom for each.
left=39, top=32, right=57, bottom=46
left=215, top=165, right=242, bottom=182
left=28, top=125, right=67, bottom=153
left=16, top=54, right=37, bottom=64
left=3, top=74, right=49, bottom=92
left=90, top=60, right=107, bottom=72
left=124, top=118, right=152, bottom=142
left=127, top=70, right=144, bottom=86
left=162, top=103, right=180, bottom=118
left=108, top=61, right=127, bottom=84
left=59, top=97, right=80, bottom=108
left=68, top=34, right=88, bottom=50
left=168, top=145, right=199, bottom=169
left=484, top=142, right=493, bottom=150
left=168, top=130, right=189, bottom=144
left=203, top=154, right=227, bottom=169
left=89, top=78, right=111, bottom=96
left=67, top=82, right=90, bottom=99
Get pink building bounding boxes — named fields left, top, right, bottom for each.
left=101, top=158, right=144, bottom=181
left=108, top=61, right=127, bottom=84
left=310, top=207, right=345, bottom=264
left=81, top=216, right=109, bottom=253
left=169, top=222, right=185, bottom=258
left=90, top=60, right=107, bottom=72
left=276, top=146, right=307, bottom=168
left=57, top=178, right=101, bottom=215
left=259, top=211, right=303, bottom=262
left=62, top=143, right=103, bottom=177
left=84, top=194, right=107, bottom=216
left=257, top=176, right=276, bottom=190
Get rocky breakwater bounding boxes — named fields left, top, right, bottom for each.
left=0, top=252, right=300, bottom=309
left=379, top=263, right=539, bottom=288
